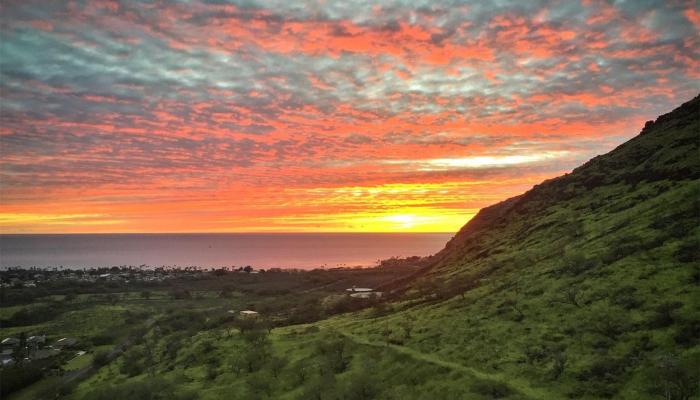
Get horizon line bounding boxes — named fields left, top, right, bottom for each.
left=0, top=231, right=457, bottom=235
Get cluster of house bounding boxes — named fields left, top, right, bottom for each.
left=345, top=286, right=383, bottom=299
left=0, top=270, right=208, bottom=288
left=1, top=335, right=77, bottom=366
left=227, top=309, right=260, bottom=318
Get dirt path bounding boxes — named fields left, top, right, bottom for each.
left=338, top=331, right=551, bottom=399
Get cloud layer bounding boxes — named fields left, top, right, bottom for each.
left=1, top=0, right=698, bottom=232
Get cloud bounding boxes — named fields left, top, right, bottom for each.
left=0, top=0, right=698, bottom=232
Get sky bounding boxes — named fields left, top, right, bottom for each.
left=0, top=0, right=699, bottom=233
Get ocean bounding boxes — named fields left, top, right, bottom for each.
left=0, top=233, right=453, bottom=270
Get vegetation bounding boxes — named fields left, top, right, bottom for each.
left=1, top=95, right=698, bottom=399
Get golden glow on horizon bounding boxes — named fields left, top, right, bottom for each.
left=384, top=151, right=570, bottom=171
left=0, top=213, right=124, bottom=226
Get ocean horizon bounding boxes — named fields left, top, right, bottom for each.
left=0, top=232, right=453, bottom=270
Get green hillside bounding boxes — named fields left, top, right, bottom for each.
left=59, top=95, right=699, bottom=400
left=330, top=94, right=700, bottom=399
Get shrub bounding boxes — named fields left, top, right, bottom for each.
left=560, top=251, right=599, bottom=275
left=91, top=333, right=115, bottom=346
left=602, top=234, right=642, bottom=264
left=674, top=319, right=700, bottom=347
left=648, top=301, right=683, bottom=329
left=81, top=377, right=196, bottom=400
left=0, top=364, right=43, bottom=397
left=470, top=379, right=513, bottom=398
left=344, top=368, right=379, bottom=400
left=644, top=353, right=700, bottom=400
left=92, top=350, right=111, bottom=367
left=578, top=357, right=625, bottom=383
left=675, top=240, right=700, bottom=263
left=610, top=285, right=642, bottom=309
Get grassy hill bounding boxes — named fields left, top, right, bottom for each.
left=60, top=95, right=699, bottom=400
left=331, top=94, right=700, bottom=399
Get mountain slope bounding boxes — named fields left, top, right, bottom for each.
left=332, top=94, right=700, bottom=399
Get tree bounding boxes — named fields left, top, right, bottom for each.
left=344, top=367, right=379, bottom=400
left=316, top=334, right=351, bottom=374
left=398, top=315, right=416, bottom=339
left=550, top=351, right=567, bottom=380
left=559, top=251, right=599, bottom=275
left=247, top=371, right=273, bottom=398
left=92, top=350, right=110, bottom=367
left=550, top=286, right=583, bottom=308
left=645, top=353, right=700, bottom=400
left=268, top=355, right=287, bottom=378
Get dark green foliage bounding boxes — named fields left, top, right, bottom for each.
left=81, top=377, right=197, bottom=400
left=120, top=346, right=146, bottom=376
left=610, top=285, right=642, bottom=310
left=644, top=353, right=700, bottom=400
left=344, top=366, right=379, bottom=400
left=0, top=363, right=43, bottom=396
left=673, top=319, right=700, bottom=347
left=169, top=288, right=192, bottom=300
left=648, top=301, right=683, bottom=329
left=602, top=233, right=645, bottom=264
left=470, top=378, right=513, bottom=398
left=2, top=302, right=61, bottom=326
left=92, top=349, right=110, bottom=367
left=559, top=251, right=599, bottom=276
left=316, top=333, right=351, bottom=374
left=91, top=333, right=115, bottom=346
left=675, top=240, right=700, bottom=263
left=588, top=305, right=632, bottom=339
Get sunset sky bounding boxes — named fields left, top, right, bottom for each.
left=1, top=0, right=699, bottom=233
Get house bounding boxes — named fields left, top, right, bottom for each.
left=350, top=291, right=383, bottom=299
left=346, top=286, right=373, bottom=293
left=27, top=335, right=46, bottom=346
left=0, top=354, right=14, bottom=366
left=1, top=337, right=19, bottom=347
left=54, top=337, right=77, bottom=348
left=239, top=310, right=259, bottom=318
left=346, top=286, right=382, bottom=299
left=32, top=348, right=60, bottom=360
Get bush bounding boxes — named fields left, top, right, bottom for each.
left=602, top=234, right=642, bottom=264
left=344, top=368, right=379, bottom=400
left=0, top=364, right=43, bottom=397
left=675, top=240, right=700, bottom=263
left=610, top=285, right=642, bottom=309
left=674, top=319, right=700, bottom=346
left=470, top=379, right=513, bottom=398
left=91, top=333, right=115, bottom=346
left=644, top=353, right=700, bottom=400
left=316, top=334, right=351, bottom=374
left=578, top=357, right=625, bottom=383
left=92, top=350, right=111, bottom=367
left=648, top=301, right=683, bottom=329
left=81, top=377, right=197, bottom=400
left=3, top=303, right=60, bottom=326
left=560, top=252, right=599, bottom=275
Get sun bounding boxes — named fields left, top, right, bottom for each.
left=383, top=214, right=418, bottom=229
